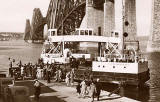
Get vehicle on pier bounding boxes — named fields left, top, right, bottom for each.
left=41, top=29, right=150, bottom=86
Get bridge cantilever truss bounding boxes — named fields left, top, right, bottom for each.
left=46, top=0, right=86, bottom=35
left=28, top=0, right=105, bottom=40
left=30, top=8, right=46, bottom=41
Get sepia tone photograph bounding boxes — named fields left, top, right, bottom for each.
left=0, top=0, right=158, bottom=102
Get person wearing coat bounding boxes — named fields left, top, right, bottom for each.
left=90, top=81, right=97, bottom=102
left=95, top=78, right=102, bottom=101
left=80, top=78, right=87, bottom=98
left=34, top=79, right=41, bottom=101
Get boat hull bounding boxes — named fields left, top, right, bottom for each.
left=74, top=61, right=150, bottom=86
left=75, top=69, right=150, bottom=86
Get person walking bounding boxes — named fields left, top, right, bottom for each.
left=65, top=71, right=70, bottom=86
left=46, top=68, right=51, bottom=83
left=34, top=79, right=41, bottom=101
left=80, top=78, right=87, bottom=98
left=33, top=65, right=37, bottom=79
left=55, top=68, right=59, bottom=82
left=43, top=67, right=47, bottom=80
left=90, top=80, right=97, bottom=102
left=76, top=81, right=81, bottom=97
left=8, top=58, right=12, bottom=77
left=58, top=68, right=62, bottom=82
left=29, top=63, right=33, bottom=77
left=20, top=65, right=25, bottom=80
left=70, top=68, right=75, bottom=86
left=95, top=78, right=102, bottom=101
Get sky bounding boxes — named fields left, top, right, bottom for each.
left=0, top=0, right=50, bottom=32
left=0, top=0, right=152, bottom=36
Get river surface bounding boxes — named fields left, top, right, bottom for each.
left=0, top=40, right=160, bottom=102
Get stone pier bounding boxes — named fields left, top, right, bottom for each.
left=103, top=0, right=114, bottom=37
left=147, top=0, right=160, bottom=52
left=124, top=0, right=137, bottom=41
left=80, top=0, right=104, bottom=35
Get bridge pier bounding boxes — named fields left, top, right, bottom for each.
left=147, top=0, right=160, bottom=52
left=103, top=0, right=114, bottom=37
left=124, top=0, right=137, bottom=41
left=80, top=0, right=104, bottom=35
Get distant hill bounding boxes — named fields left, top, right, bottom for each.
left=0, top=32, right=24, bottom=40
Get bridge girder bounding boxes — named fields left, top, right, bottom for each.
left=46, top=0, right=86, bottom=35
left=29, top=0, right=116, bottom=40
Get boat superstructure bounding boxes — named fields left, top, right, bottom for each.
left=41, top=28, right=150, bottom=86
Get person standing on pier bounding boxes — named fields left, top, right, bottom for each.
left=46, top=65, right=51, bottom=83
left=21, top=65, right=25, bottom=80
left=70, top=68, right=75, bottom=86
left=34, top=79, right=41, bottom=101
left=80, top=78, right=87, bottom=98
left=65, top=71, right=71, bottom=86
left=29, top=63, right=33, bottom=77
left=33, top=65, right=37, bottom=79
left=90, top=80, right=97, bottom=102
left=18, top=60, right=22, bottom=68
left=76, top=81, right=81, bottom=96
left=8, top=57, right=13, bottom=77
left=95, top=78, right=102, bottom=101
left=43, top=67, right=47, bottom=80
left=58, top=68, right=62, bottom=82
left=55, top=68, right=59, bottom=82
left=12, top=59, right=17, bottom=68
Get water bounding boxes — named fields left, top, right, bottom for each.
left=0, top=40, right=160, bottom=102
left=0, top=40, right=42, bottom=72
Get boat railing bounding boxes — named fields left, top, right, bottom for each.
left=96, top=54, right=147, bottom=63
left=43, top=53, right=62, bottom=58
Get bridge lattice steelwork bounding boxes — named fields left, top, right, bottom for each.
left=29, top=0, right=105, bottom=40
left=46, top=0, right=86, bottom=35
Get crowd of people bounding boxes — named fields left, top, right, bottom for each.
left=75, top=78, right=102, bottom=102
left=8, top=57, right=103, bottom=102
left=8, top=57, right=71, bottom=82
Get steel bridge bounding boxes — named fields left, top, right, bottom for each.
left=30, top=8, right=46, bottom=41
left=46, top=0, right=87, bottom=35
left=24, top=0, right=105, bottom=41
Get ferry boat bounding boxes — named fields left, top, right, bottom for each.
left=41, top=29, right=150, bottom=86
